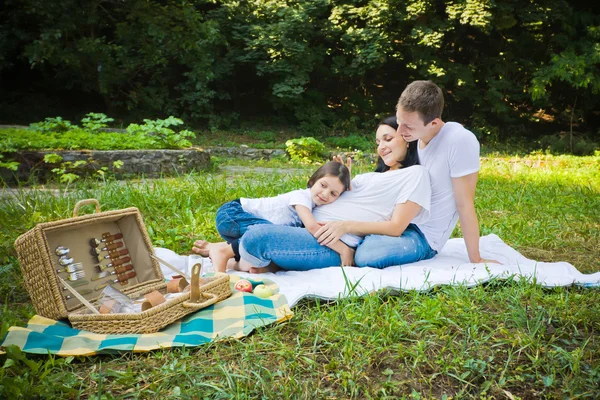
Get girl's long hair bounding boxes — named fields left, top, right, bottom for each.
left=374, top=115, right=419, bottom=173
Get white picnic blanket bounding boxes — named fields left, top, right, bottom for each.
left=155, top=234, right=600, bottom=307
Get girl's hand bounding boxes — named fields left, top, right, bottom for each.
left=315, top=221, right=349, bottom=246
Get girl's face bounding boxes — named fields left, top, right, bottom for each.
left=310, top=175, right=346, bottom=206
left=376, top=124, right=408, bottom=170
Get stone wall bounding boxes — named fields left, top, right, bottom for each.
left=1, top=149, right=211, bottom=183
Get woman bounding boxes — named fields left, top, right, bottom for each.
left=232, top=116, right=437, bottom=271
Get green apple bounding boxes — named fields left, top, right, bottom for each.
left=253, top=284, right=273, bottom=298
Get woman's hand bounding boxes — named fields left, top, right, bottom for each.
left=314, top=221, right=349, bottom=246
left=333, top=154, right=352, bottom=175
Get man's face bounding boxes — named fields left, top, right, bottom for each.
left=395, top=108, right=434, bottom=143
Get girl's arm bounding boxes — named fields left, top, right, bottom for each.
left=295, top=205, right=355, bottom=266
left=314, top=201, right=422, bottom=246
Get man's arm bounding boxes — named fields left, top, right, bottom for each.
left=452, top=173, right=500, bottom=264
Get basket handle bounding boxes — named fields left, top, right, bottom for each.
left=73, top=199, right=101, bottom=217
left=183, top=292, right=219, bottom=309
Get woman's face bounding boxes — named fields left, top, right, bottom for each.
left=376, top=124, right=408, bottom=170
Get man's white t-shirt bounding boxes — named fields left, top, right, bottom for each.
left=241, top=189, right=314, bottom=226
left=312, top=165, right=431, bottom=247
left=417, top=122, right=480, bottom=251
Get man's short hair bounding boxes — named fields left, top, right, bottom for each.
left=397, top=80, right=444, bottom=125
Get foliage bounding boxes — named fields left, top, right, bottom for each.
left=126, top=116, right=195, bottom=149
left=80, top=113, right=115, bottom=133
left=285, top=136, right=327, bottom=163
left=1, top=0, right=599, bottom=145
left=29, top=117, right=74, bottom=133
left=539, top=134, right=600, bottom=156
left=0, top=155, right=599, bottom=398
left=0, top=154, right=19, bottom=171
left=0, top=113, right=198, bottom=150
left=43, top=153, right=124, bottom=183
left=324, top=134, right=374, bottom=152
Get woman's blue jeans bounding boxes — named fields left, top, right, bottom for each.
left=216, top=200, right=273, bottom=261
left=239, top=223, right=436, bottom=270
left=354, top=224, right=437, bottom=268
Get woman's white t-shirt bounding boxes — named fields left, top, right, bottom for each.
left=312, top=165, right=431, bottom=247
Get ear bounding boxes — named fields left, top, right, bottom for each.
left=429, top=117, right=442, bottom=127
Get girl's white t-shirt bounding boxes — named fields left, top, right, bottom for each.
left=416, top=122, right=480, bottom=251
left=312, top=165, right=431, bottom=247
left=241, top=188, right=314, bottom=226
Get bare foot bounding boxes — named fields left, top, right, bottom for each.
left=235, top=259, right=253, bottom=272
left=249, top=263, right=280, bottom=274
left=207, top=242, right=235, bottom=273
left=191, top=240, right=210, bottom=257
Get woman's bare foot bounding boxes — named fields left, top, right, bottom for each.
left=191, top=240, right=210, bottom=257
left=235, top=259, right=253, bottom=272
left=249, top=263, right=280, bottom=274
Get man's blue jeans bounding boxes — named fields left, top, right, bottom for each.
left=239, top=223, right=436, bottom=270
left=216, top=200, right=273, bottom=261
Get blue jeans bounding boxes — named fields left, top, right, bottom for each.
left=239, top=225, right=341, bottom=270
left=354, top=224, right=436, bottom=268
left=216, top=200, right=273, bottom=260
left=239, top=223, right=435, bottom=271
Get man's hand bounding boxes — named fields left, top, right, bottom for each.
left=471, top=257, right=502, bottom=264
left=314, top=221, right=349, bottom=246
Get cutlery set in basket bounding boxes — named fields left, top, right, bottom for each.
left=14, top=199, right=231, bottom=334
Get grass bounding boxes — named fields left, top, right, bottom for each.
left=1, top=154, right=599, bottom=398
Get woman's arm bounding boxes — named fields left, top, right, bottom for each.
left=296, top=205, right=355, bottom=266
left=314, top=201, right=423, bottom=246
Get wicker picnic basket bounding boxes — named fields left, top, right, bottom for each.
left=14, top=198, right=231, bottom=334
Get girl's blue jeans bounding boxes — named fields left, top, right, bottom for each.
left=216, top=200, right=273, bottom=260
left=239, top=223, right=436, bottom=270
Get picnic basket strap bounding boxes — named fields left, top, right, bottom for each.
left=72, top=199, right=101, bottom=217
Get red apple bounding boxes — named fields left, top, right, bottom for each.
left=234, top=279, right=253, bottom=293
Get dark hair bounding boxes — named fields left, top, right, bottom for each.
left=397, top=80, right=444, bottom=125
left=307, top=161, right=351, bottom=192
left=375, top=115, right=419, bottom=173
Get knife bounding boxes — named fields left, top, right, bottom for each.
left=93, top=249, right=129, bottom=263
left=91, top=264, right=134, bottom=281
left=94, top=271, right=137, bottom=291
left=95, top=256, right=131, bottom=272
left=93, top=241, right=124, bottom=255
left=64, top=289, right=93, bottom=297
left=90, top=233, right=124, bottom=247
left=63, top=280, right=89, bottom=290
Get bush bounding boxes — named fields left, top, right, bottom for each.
left=285, top=137, right=327, bottom=163
left=539, top=134, right=599, bottom=156
left=324, top=135, right=373, bottom=152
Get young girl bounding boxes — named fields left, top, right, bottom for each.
left=195, top=161, right=352, bottom=272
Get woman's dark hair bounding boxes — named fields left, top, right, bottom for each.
left=307, top=161, right=351, bottom=192
left=374, top=115, right=419, bottom=173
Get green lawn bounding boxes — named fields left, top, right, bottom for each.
left=1, top=154, right=599, bottom=399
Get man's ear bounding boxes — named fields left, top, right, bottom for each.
left=429, top=117, right=442, bottom=127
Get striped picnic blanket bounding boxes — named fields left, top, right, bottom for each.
left=0, top=276, right=292, bottom=356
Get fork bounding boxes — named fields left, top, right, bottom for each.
left=56, top=262, right=84, bottom=273
left=63, top=271, right=86, bottom=281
